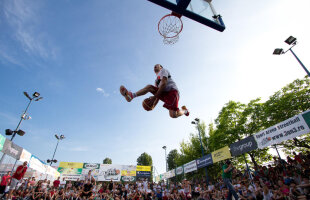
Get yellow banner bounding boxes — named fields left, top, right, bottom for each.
left=121, top=170, right=136, bottom=176
left=59, top=162, right=83, bottom=168
left=211, top=146, right=232, bottom=163
left=136, top=165, right=151, bottom=171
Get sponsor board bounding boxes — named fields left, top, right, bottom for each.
left=254, top=111, right=310, bottom=149
left=29, top=155, right=46, bottom=173
left=60, top=174, right=81, bottom=181
left=98, top=164, right=122, bottom=181
left=57, top=167, right=82, bottom=175
left=211, top=146, right=232, bottom=163
left=230, top=136, right=258, bottom=156
left=136, top=165, right=151, bottom=171
left=136, top=171, right=151, bottom=177
left=83, top=163, right=100, bottom=169
left=176, top=166, right=184, bottom=175
left=196, top=154, right=213, bottom=169
left=59, top=162, right=83, bottom=169
left=1, top=139, right=22, bottom=160
left=121, top=176, right=136, bottom=182
left=184, top=160, right=197, bottom=173
left=0, top=135, right=5, bottom=151
left=19, top=149, right=32, bottom=163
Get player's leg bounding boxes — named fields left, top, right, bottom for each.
left=169, top=106, right=189, bottom=118
left=120, top=85, right=157, bottom=102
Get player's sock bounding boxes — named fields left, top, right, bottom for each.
left=181, top=106, right=190, bottom=116
left=132, top=93, right=137, bottom=98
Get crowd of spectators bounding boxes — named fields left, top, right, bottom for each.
left=0, top=152, right=309, bottom=200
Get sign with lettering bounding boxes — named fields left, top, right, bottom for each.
left=211, top=146, right=232, bottom=163
left=196, top=154, right=213, bottom=169
left=184, top=160, right=197, bottom=173
left=254, top=111, right=310, bottom=149
left=1, top=139, right=22, bottom=160
left=230, top=136, right=258, bottom=156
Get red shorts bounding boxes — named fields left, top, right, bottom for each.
left=151, top=86, right=179, bottom=111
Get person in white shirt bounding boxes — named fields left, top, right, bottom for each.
left=120, top=64, right=189, bottom=118
left=59, top=178, right=66, bottom=189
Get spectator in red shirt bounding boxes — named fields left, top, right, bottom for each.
left=53, top=177, right=60, bottom=188
left=0, top=171, right=11, bottom=194
left=9, top=161, right=27, bottom=198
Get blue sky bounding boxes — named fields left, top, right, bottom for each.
left=0, top=0, right=310, bottom=175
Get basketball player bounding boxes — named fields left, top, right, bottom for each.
left=120, top=64, right=189, bottom=118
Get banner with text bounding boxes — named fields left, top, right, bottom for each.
left=211, top=146, right=232, bottom=163
left=0, top=135, right=5, bottom=151
left=184, top=160, right=197, bottom=173
left=196, top=154, right=213, bottom=169
left=121, top=165, right=136, bottom=182
left=1, top=139, right=23, bottom=160
left=98, top=164, right=122, bottom=181
left=254, top=110, right=310, bottom=149
left=136, top=165, right=151, bottom=171
left=82, top=163, right=100, bottom=180
left=58, top=162, right=83, bottom=181
left=176, top=166, right=184, bottom=175
left=230, top=136, right=258, bottom=156
left=19, top=149, right=32, bottom=163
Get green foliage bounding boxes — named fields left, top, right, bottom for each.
left=137, top=152, right=153, bottom=182
left=103, top=157, right=112, bottom=164
left=137, top=152, right=153, bottom=166
left=167, top=149, right=180, bottom=170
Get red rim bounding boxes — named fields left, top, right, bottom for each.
left=158, top=14, right=183, bottom=38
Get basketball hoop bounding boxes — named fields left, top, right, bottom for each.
left=158, top=14, right=183, bottom=45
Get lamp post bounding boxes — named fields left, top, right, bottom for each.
left=47, top=134, right=65, bottom=166
left=162, top=146, right=167, bottom=172
left=273, top=36, right=310, bottom=77
left=0, top=92, right=43, bottom=167
left=191, top=118, right=209, bottom=185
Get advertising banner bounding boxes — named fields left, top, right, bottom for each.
left=136, top=171, right=151, bottom=177
left=230, top=136, right=258, bottom=156
left=184, top=160, right=197, bottom=173
left=166, top=169, right=175, bottom=178
left=59, top=162, right=83, bottom=168
left=1, top=139, right=22, bottom=160
left=254, top=111, right=310, bottom=149
left=29, top=155, right=46, bottom=173
left=211, top=146, right=232, bottom=163
left=82, top=163, right=100, bottom=180
left=0, top=135, right=6, bottom=151
left=98, top=164, right=121, bottom=181
left=121, top=165, right=136, bottom=182
left=58, top=162, right=83, bottom=181
left=136, top=165, right=151, bottom=171
left=196, top=154, right=213, bottom=169
left=176, top=166, right=184, bottom=175
left=19, top=149, right=32, bottom=163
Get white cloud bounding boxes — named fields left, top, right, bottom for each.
left=2, top=0, right=57, bottom=61
left=96, top=88, right=110, bottom=97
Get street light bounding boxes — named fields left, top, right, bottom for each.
left=162, top=146, right=167, bottom=172
left=0, top=91, right=43, bottom=166
left=47, top=134, right=65, bottom=166
left=273, top=36, right=310, bottom=77
left=192, top=118, right=209, bottom=185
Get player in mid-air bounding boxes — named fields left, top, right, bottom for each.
left=120, top=64, right=189, bottom=118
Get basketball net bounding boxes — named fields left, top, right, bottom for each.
left=158, top=14, right=183, bottom=45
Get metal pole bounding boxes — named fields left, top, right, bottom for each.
left=242, top=154, right=254, bottom=185
left=11, top=99, right=33, bottom=141
left=197, top=125, right=209, bottom=185
left=289, top=48, right=310, bottom=77
left=0, top=99, right=33, bottom=168
left=274, top=144, right=281, bottom=160
left=50, top=139, right=60, bottom=166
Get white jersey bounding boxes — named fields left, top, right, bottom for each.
left=155, top=68, right=178, bottom=92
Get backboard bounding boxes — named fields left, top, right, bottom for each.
left=148, top=0, right=225, bottom=32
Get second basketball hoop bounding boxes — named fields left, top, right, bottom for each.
left=158, top=14, right=183, bottom=45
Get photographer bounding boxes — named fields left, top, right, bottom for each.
left=222, top=160, right=239, bottom=200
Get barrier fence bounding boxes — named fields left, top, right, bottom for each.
left=156, top=110, right=310, bottom=182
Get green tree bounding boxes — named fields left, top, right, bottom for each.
left=103, top=157, right=112, bottom=164
left=137, top=152, right=153, bottom=181
left=167, top=149, right=180, bottom=170
left=263, top=77, right=310, bottom=155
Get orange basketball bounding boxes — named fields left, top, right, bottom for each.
left=143, top=97, right=155, bottom=111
